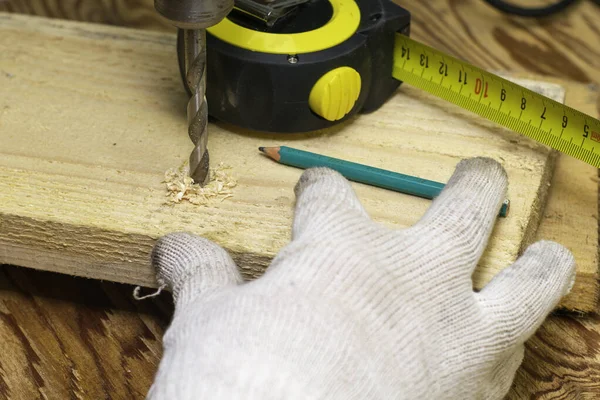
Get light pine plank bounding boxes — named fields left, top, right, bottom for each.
left=0, top=13, right=556, bottom=291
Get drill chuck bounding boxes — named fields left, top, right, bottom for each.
left=154, top=0, right=234, bottom=29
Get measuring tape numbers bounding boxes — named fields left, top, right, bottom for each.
left=393, top=34, right=600, bottom=168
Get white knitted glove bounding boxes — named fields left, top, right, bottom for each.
left=146, top=158, right=575, bottom=400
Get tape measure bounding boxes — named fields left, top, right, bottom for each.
left=392, top=34, right=600, bottom=168
left=178, top=0, right=600, bottom=168
left=194, top=0, right=410, bottom=133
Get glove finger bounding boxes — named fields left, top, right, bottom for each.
left=292, top=167, right=370, bottom=239
left=151, top=232, right=243, bottom=307
left=411, top=157, right=507, bottom=274
left=476, top=241, right=575, bottom=350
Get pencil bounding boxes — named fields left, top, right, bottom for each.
left=259, top=146, right=510, bottom=218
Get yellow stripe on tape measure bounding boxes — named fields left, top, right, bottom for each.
left=393, top=34, right=600, bottom=168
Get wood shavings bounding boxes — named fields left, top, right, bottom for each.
left=163, top=162, right=237, bottom=205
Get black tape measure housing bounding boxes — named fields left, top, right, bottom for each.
left=177, top=0, right=411, bottom=133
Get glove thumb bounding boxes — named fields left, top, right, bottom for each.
left=151, top=232, right=243, bottom=307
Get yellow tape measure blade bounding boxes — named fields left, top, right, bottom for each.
left=392, top=34, right=600, bottom=168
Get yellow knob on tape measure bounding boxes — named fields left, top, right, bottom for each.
left=309, top=67, right=362, bottom=121
left=392, top=34, right=600, bottom=168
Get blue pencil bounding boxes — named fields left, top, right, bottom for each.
left=259, top=146, right=509, bottom=218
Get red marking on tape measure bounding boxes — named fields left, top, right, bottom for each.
left=474, top=78, right=488, bottom=98
left=591, top=131, right=600, bottom=143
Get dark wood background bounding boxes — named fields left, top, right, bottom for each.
left=1, top=0, right=599, bottom=398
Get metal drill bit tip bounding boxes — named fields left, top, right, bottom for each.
left=190, top=148, right=210, bottom=185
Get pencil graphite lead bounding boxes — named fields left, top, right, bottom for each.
left=258, top=147, right=266, bottom=153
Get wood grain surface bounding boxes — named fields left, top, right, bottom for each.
left=0, top=0, right=599, bottom=399
left=0, top=14, right=560, bottom=292
left=0, top=266, right=171, bottom=399
left=0, top=0, right=173, bottom=31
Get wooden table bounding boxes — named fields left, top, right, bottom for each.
left=0, top=0, right=599, bottom=398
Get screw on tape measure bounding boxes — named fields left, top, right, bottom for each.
left=393, top=34, right=600, bottom=168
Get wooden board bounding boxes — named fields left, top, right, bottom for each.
left=1, top=0, right=598, bottom=312
left=0, top=13, right=558, bottom=292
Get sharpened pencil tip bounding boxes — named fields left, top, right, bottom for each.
left=258, top=146, right=281, bottom=162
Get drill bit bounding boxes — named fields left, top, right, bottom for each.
left=183, top=29, right=210, bottom=185
left=154, top=0, right=233, bottom=185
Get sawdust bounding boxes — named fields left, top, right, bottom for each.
left=163, top=162, right=237, bottom=205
